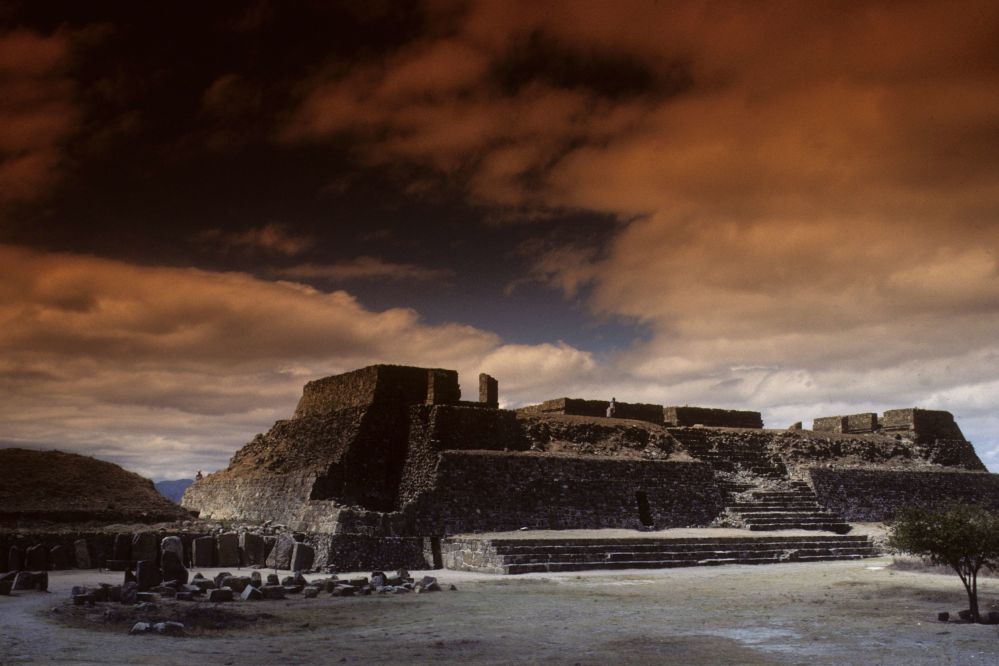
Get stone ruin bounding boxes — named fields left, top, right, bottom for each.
left=173, top=363, right=999, bottom=572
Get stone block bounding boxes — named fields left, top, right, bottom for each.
left=265, top=535, right=294, bottom=570
left=478, top=373, right=498, bottom=407
left=260, top=584, right=285, bottom=600
left=291, top=542, right=315, bottom=572
left=154, top=621, right=185, bottom=635
left=221, top=575, right=250, bottom=594
left=25, top=544, right=48, bottom=571
left=121, top=581, right=138, bottom=604
left=426, top=369, right=460, bottom=405
left=113, top=533, right=132, bottom=560
left=136, top=560, right=162, bottom=591
left=131, top=532, right=159, bottom=564
left=12, top=572, right=35, bottom=590
left=192, top=536, right=215, bottom=567
left=241, top=585, right=262, bottom=601
left=49, top=545, right=70, bottom=570
left=8, top=545, right=24, bottom=572
left=74, top=539, right=92, bottom=569
left=160, top=536, right=183, bottom=562
left=208, top=587, right=233, bottom=602
left=161, top=550, right=189, bottom=585
left=216, top=532, right=239, bottom=567
left=240, top=533, right=266, bottom=566
left=0, top=580, right=12, bottom=595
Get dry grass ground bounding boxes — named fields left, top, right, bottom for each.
left=4, top=556, right=999, bottom=665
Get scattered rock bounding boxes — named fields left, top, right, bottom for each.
left=121, top=581, right=138, bottom=605
left=261, top=585, right=285, bottom=600
left=154, top=621, right=185, bottom=636
left=241, top=585, right=263, bottom=601
left=303, top=586, right=320, bottom=598
left=129, top=622, right=151, bottom=635
left=208, top=587, right=234, bottom=602
left=938, top=611, right=950, bottom=622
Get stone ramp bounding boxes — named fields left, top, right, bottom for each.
left=442, top=533, right=879, bottom=574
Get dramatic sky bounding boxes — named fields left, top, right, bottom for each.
left=3, top=0, right=999, bottom=479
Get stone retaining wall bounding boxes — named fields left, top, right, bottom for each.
left=808, top=467, right=999, bottom=521
left=401, top=451, right=723, bottom=534
left=664, top=406, right=763, bottom=429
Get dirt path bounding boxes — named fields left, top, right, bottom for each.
left=2, top=558, right=999, bottom=665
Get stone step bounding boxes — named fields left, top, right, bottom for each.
left=725, top=501, right=823, bottom=511
left=498, top=546, right=878, bottom=565
left=488, top=537, right=871, bottom=555
left=502, top=553, right=876, bottom=574
left=736, top=513, right=839, bottom=521
left=747, top=523, right=851, bottom=533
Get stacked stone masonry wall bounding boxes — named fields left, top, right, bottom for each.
left=293, top=365, right=459, bottom=419
left=808, top=468, right=999, bottom=521
left=664, top=406, right=763, bottom=429
left=882, top=408, right=966, bottom=441
left=400, top=451, right=723, bottom=535
left=524, top=398, right=664, bottom=424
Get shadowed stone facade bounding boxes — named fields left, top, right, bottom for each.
left=182, top=363, right=997, bottom=571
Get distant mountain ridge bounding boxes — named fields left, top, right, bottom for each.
left=155, top=478, right=194, bottom=503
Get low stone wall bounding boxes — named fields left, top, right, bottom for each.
left=808, top=467, right=999, bottom=521
left=401, top=451, right=723, bottom=535
left=664, top=406, right=763, bottom=429
left=813, top=413, right=878, bottom=434
left=0, top=529, right=209, bottom=572
left=521, top=398, right=664, bottom=424
left=311, top=534, right=433, bottom=571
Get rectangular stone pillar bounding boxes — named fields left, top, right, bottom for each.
left=478, top=373, right=498, bottom=407
left=426, top=369, right=460, bottom=405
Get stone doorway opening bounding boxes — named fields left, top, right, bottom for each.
left=635, top=490, right=654, bottom=527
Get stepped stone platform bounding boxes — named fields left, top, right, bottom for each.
left=442, top=528, right=880, bottom=575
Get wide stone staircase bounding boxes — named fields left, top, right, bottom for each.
left=725, top=481, right=852, bottom=533
left=442, top=534, right=880, bottom=574
left=671, top=427, right=853, bottom=533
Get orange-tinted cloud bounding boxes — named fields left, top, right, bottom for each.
left=275, top=257, right=453, bottom=282
left=277, top=0, right=999, bottom=464
left=197, top=223, right=315, bottom=256
left=0, top=244, right=597, bottom=477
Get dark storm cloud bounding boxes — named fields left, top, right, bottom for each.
left=3, top=0, right=999, bottom=475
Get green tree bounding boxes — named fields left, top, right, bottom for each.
left=888, top=504, right=999, bottom=623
